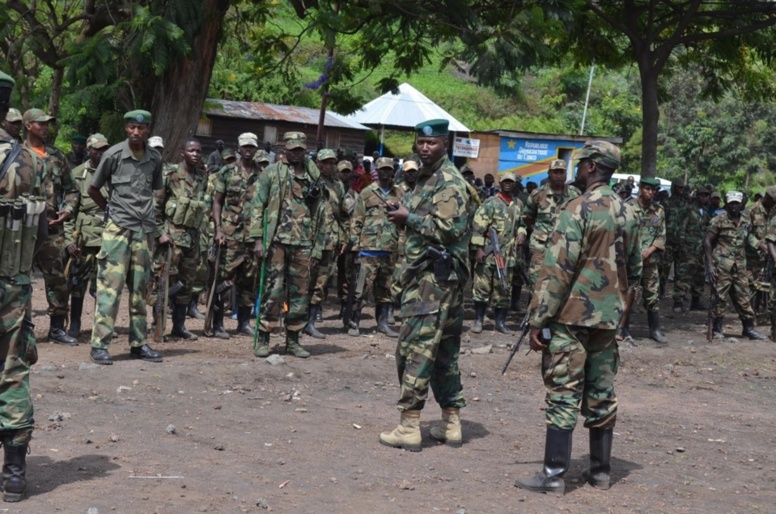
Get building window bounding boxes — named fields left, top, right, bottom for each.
left=264, top=126, right=277, bottom=144
left=196, top=118, right=212, bottom=137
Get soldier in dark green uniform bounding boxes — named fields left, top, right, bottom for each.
left=64, top=133, right=110, bottom=339
left=0, top=71, right=47, bottom=502
left=674, top=186, right=710, bottom=312
left=88, top=110, right=164, bottom=364
left=380, top=119, right=471, bottom=452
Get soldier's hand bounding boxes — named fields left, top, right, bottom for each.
left=66, top=243, right=81, bottom=257
left=707, top=261, right=717, bottom=286
left=339, top=243, right=349, bottom=256
left=158, top=233, right=173, bottom=246
left=516, top=233, right=526, bottom=246
left=475, top=247, right=486, bottom=263
left=215, top=227, right=225, bottom=246
left=529, top=326, right=547, bottom=352
left=48, top=211, right=69, bottom=227
left=386, top=203, right=409, bottom=226
left=254, top=239, right=264, bottom=260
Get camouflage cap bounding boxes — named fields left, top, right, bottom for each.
left=549, top=159, right=567, bottom=171
left=336, top=160, right=353, bottom=172
left=403, top=160, right=420, bottom=172
left=284, top=131, right=307, bottom=150
left=415, top=119, right=449, bottom=137
left=726, top=191, right=743, bottom=203
left=254, top=149, right=270, bottom=163
left=148, top=136, right=164, bottom=149
left=238, top=132, right=259, bottom=147
left=23, top=108, right=54, bottom=124
left=696, top=185, right=712, bottom=195
left=222, top=147, right=237, bottom=162
left=0, top=71, right=15, bottom=90
left=671, top=179, right=686, bottom=187
left=375, top=157, right=394, bottom=169
left=5, top=108, right=22, bottom=122
left=124, top=109, right=152, bottom=124
left=499, top=172, right=517, bottom=183
left=86, top=133, right=109, bottom=149
left=316, top=148, right=336, bottom=162
left=575, top=141, right=620, bottom=170
left=460, top=164, right=474, bottom=175
left=639, top=177, right=661, bottom=188
left=766, top=186, right=776, bottom=200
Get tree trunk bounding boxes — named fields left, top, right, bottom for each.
left=48, top=67, right=64, bottom=118
left=638, top=62, right=659, bottom=178
left=148, top=0, right=230, bottom=162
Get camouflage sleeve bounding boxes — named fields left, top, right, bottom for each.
left=652, top=208, right=666, bottom=251
left=249, top=169, right=270, bottom=240
left=405, top=182, right=468, bottom=246
left=676, top=205, right=689, bottom=245
left=470, top=201, right=493, bottom=247
left=154, top=173, right=170, bottom=239
left=625, top=215, right=643, bottom=286
left=530, top=207, right=583, bottom=328
left=58, top=153, right=79, bottom=216
left=514, top=198, right=527, bottom=237
left=312, top=200, right=326, bottom=260
left=350, top=190, right=367, bottom=250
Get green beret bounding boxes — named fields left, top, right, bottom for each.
left=316, top=149, right=336, bottom=161
left=124, top=109, right=152, bottom=124
left=415, top=119, right=449, bottom=137
left=0, top=71, right=15, bottom=89
left=639, top=177, right=660, bottom=188
left=71, top=134, right=87, bottom=143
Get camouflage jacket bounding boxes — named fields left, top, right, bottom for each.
left=249, top=157, right=325, bottom=259
left=155, top=163, right=207, bottom=249
left=522, top=183, right=580, bottom=252
left=65, top=160, right=108, bottom=248
left=708, top=212, right=751, bottom=268
left=679, top=200, right=709, bottom=248
left=530, top=182, right=642, bottom=330
left=631, top=200, right=666, bottom=266
left=215, top=159, right=262, bottom=243
left=24, top=142, right=78, bottom=223
left=400, top=156, right=471, bottom=283
left=320, top=177, right=348, bottom=251
left=470, top=194, right=525, bottom=268
left=745, top=200, right=770, bottom=259
left=664, top=194, right=687, bottom=243
left=350, top=182, right=403, bottom=252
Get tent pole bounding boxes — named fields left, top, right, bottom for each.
left=380, top=125, right=384, bottom=156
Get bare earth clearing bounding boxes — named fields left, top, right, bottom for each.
left=16, top=271, right=776, bottom=513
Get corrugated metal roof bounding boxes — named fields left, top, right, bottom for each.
left=202, top=99, right=370, bottom=131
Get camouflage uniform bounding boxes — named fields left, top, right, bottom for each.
left=28, top=143, right=78, bottom=317
left=674, top=198, right=708, bottom=306
left=708, top=211, right=756, bottom=321
left=522, top=183, right=580, bottom=286
left=89, top=138, right=163, bottom=352
left=337, top=187, right=359, bottom=306
left=631, top=200, right=665, bottom=311
left=744, top=199, right=770, bottom=308
left=309, top=174, right=347, bottom=306
left=659, top=191, right=686, bottom=290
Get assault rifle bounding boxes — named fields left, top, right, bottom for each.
left=502, top=310, right=550, bottom=375
left=154, top=245, right=172, bottom=343
left=203, top=244, right=221, bottom=337
left=488, top=227, right=507, bottom=292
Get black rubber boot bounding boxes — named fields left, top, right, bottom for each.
left=510, top=284, right=522, bottom=311
left=305, top=304, right=326, bottom=340
left=212, top=295, right=230, bottom=340
left=712, top=317, right=725, bottom=339
left=236, top=306, right=255, bottom=337
left=672, top=300, right=684, bottom=313
left=494, top=308, right=513, bottom=335
left=315, top=307, right=323, bottom=322
left=583, top=428, right=613, bottom=490
left=348, top=309, right=361, bottom=337
left=514, top=426, right=573, bottom=495
left=67, top=296, right=84, bottom=339
left=130, top=344, right=163, bottom=362
left=471, top=302, right=486, bottom=334
left=742, top=318, right=767, bottom=340
left=690, top=296, right=707, bottom=311
left=49, top=315, right=78, bottom=345
left=187, top=297, right=205, bottom=320
left=2, top=443, right=28, bottom=502
left=170, top=303, right=198, bottom=340
left=647, top=310, right=668, bottom=344
left=377, top=303, right=399, bottom=338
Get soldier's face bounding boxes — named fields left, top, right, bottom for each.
left=318, top=158, right=336, bottom=177
left=286, top=147, right=305, bottom=164
left=125, top=122, right=149, bottom=146
left=2, top=120, right=21, bottom=139
left=697, top=193, right=709, bottom=206
left=87, top=146, right=106, bottom=165
left=377, top=166, right=394, bottom=182
left=416, top=136, right=447, bottom=165
left=27, top=120, right=49, bottom=141
left=639, top=185, right=656, bottom=202
left=239, top=144, right=258, bottom=161
left=72, top=141, right=85, bottom=154
left=500, top=180, right=515, bottom=194
left=727, top=201, right=742, bottom=215
left=484, top=175, right=494, bottom=186
left=711, top=197, right=721, bottom=208
left=182, top=141, right=202, bottom=167
left=549, top=168, right=565, bottom=188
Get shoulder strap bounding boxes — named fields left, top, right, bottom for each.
left=0, top=140, right=24, bottom=185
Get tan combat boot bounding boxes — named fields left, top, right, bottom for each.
left=429, top=407, right=462, bottom=447
left=379, top=410, right=421, bottom=452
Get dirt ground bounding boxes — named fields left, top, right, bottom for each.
left=15, top=271, right=776, bottom=513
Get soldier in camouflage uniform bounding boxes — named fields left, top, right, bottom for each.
left=659, top=179, right=687, bottom=297
left=23, top=108, right=80, bottom=345
left=390, top=158, right=420, bottom=307
left=150, top=139, right=207, bottom=341
left=253, top=149, right=271, bottom=170
left=88, top=110, right=164, bottom=365
left=347, top=157, right=403, bottom=338
left=379, top=119, right=471, bottom=452
left=336, top=160, right=359, bottom=320
left=250, top=132, right=326, bottom=358
left=744, top=190, right=774, bottom=313
left=516, top=141, right=641, bottom=496
left=65, top=135, right=88, bottom=169
left=705, top=191, right=766, bottom=341
left=2, top=108, right=22, bottom=143
left=470, top=173, right=525, bottom=334
left=0, top=71, right=47, bottom=502
left=620, top=177, right=668, bottom=344
left=64, top=133, right=110, bottom=339
left=212, top=133, right=263, bottom=339
left=522, top=159, right=579, bottom=289
left=304, top=149, right=347, bottom=339
left=673, top=186, right=710, bottom=312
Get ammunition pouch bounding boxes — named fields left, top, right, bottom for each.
left=427, top=246, right=453, bottom=282
left=304, top=183, right=322, bottom=208
left=171, top=197, right=190, bottom=226
left=168, top=280, right=185, bottom=298
left=182, top=200, right=205, bottom=229
left=0, top=198, right=32, bottom=277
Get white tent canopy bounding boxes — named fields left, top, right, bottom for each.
left=347, top=83, right=470, bottom=132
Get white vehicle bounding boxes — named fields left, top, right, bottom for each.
left=610, top=173, right=672, bottom=197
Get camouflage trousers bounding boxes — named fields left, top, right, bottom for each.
left=148, top=242, right=200, bottom=306
left=673, top=244, right=706, bottom=301
left=355, top=254, right=395, bottom=308
left=639, top=259, right=660, bottom=312
left=711, top=260, right=755, bottom=320
left=68, top=246, right=99, bottom=299
left=0, top=281, right=36, bottom=444
left=659, top=243, right=680, bottom=289
left=218, top=239, right=257, bottom=310
left=309, top=249, right=337, bottom=306
left=90, top=220, right=153, bottom=349
left=390, top=254, right=405, bottom=305
left=472, top=257, right=513, bottom=308
left=258, top=243, right=311, bottom=333
left=542, top=322, right=619, bottom=431
left=191, top=232, right=212, bottom=297
left=528, top=248, right=545, bottom=288
left=337, top=251, right=352, bottom=304
left=745, top=255, right=768, bottom=310
left=395, top=268, right=465, bottom=411
left=35, top=229, right=69, bottom=316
